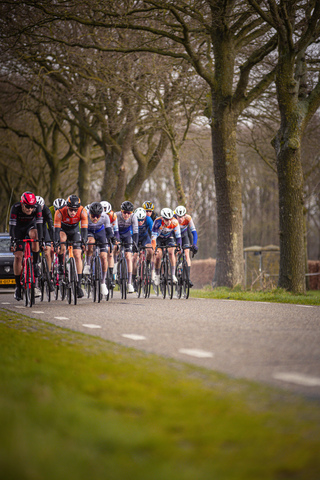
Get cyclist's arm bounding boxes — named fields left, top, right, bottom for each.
left=35, top=205, right=43, bottom=242
left=173, top=221, right=182, bottom=248
left=53, top=210, right=62, bottom=244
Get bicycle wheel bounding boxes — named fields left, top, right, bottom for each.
left=160, top=260, right=166, bottom=299
left=142, top=261, right=148, bottom=298
left=119, top=258, right=127, bottom=299
left=40, top=256, right=51, bottom=302
left=136, top=260, right=142, bottom=298
left=182, top=259, right=190, bottom=299
left=167, top=258, right=174, bottom=300
left=70, top=257, right=77, bottom=305
left=175, top=256, right=183, bottom=299
left=95, top=256, right=101, bottom=303
left=26, top=258, right=35, bottom=307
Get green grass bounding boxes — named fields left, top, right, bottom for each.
left=190, top=286, right=320, bottom=305
left=1, top=310, right=320, bottom=480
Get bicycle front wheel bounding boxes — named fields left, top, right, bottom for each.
left=167, top=259, right=174, bottom=300
left=119, top=258, right=127, bottom=299
left=175, top=256, right=183, bottom=299
left=70, top=257, right=77, bottom=305
left=95, top=256, right=102, bottom=303
left=136, top=260, right=142, bottom=298
left=26, top=258, right=35, bottom=307
left=182, top=259, right=190, bottom=299
left=160, top=261, right=166, bottom=299
left=40, top=256, right=51, bottom=302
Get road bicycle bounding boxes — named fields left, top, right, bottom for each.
left=115, top=241, right=129, bottom=299
left=59, top=241, right=78, bottom=305
left=52, top=250, right=65, bottom=301
left=135, top=245, right=152, bottom=298
left=83, top=241, right=106, bottom=303
left=39, top=250, right=51, bottom=302
left=175, top=245, right=193, bottom=299
left=156, top=244, right=177, bottom=300
left=14, top=238, right=38, bottom=307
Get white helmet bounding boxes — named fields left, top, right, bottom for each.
left=134, top=207, right=147, bottom=220
left=161, top=208, right=174, bottom=220
left=175, top=205, right=187, bottom=217
left=85, top=204, right=91, bottom=213
left=53, top=198, right=66, bottom=210
left=101, top=201, right=112, bottom=214
left=36, top=196, right=45, bottom=206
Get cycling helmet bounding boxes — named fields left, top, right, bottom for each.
left=53, top=198, right=66, bottom=210
left=100, top=201, right=112, bottom=214
left=36, top=196, right=45, bottom=206
left=134, top=207, right=147, bottom=220
left=142, top=200, right=154, bottom=211
left=66, top=194, right=81, bottom=209
left=121, top=200, right=134, bottom=212
left=21, top=191, right=36, bottom=206
left=84, top=204, right=91, bottom=213
left=175, top=205, right=187, bottom=217
left=89, top=202, right=103, bottom=216
left=161, top=208, right=174, bottom=220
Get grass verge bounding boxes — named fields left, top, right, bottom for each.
left=1, top=309, right=320, bottom=480
left=190, top=286, right=320, bottom=305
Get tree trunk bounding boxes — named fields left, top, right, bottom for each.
left=275, top=136, right=305, bottom=293
left=211, top=104, right=244, bottom=287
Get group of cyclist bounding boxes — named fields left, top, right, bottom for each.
left=9, top=191, right=198, bottom=302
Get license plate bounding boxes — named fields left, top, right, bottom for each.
left=0, top=279, right=15, bottom=284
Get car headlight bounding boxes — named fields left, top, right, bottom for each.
left=4, top=266, right=10, bottom=273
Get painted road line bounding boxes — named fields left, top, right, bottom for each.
left=32, top=311, right=44, bottom=314
left=122, top=334, right=146, bottom=341
left=54, top=316, right=69, bottom=320
left=1, top=302, right=11, bottom=304
left=83, top=324, right=102, bottom=329
left=14, top=306, right=25, bottom=308
left=179, top=348, right=213, bottom=358
left=296, top=305, right=314, bottom=308
left=273, top=372, right=320, bottom=387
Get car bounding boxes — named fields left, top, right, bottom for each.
left=0, top=233, right=15, bottom=287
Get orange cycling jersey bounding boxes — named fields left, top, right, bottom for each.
left=54, top=205, right=88, bottom=229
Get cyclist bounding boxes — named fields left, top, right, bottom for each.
left=174, top=205, right=198, bottom=286
left=9, top=191, right=43, bottom=301
left=36, top=196, right=54, bottom=274
left=53, top=194, right=88, bottom=298
left=115, top=201, right=138, bottom=293
left=132, top=207, right=153, bottom=287
left=84, top=202, right=115, bottom=296
left=101, top=201, right=119, bottom=285
left=151, top=208, right=181, bottom=286
left=142, top=200, right=158, bottom=222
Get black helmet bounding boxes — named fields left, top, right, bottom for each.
left=89, top=202, right=103, bottom=216
left=121, top=201, right=134, bottom=212
left=66, top=194, right=81, bottom=209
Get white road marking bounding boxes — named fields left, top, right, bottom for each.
left=14, top=306, right=25, bottom=308
left=179, top=348, right=213, bottom=358
left=32, top=311, right=44, bottom=314
left=83, top=324, right=101, bottom=329
left=296, top=305, right=314, bottom=308
left=54, top=316, right=69, bottom=320
left=273, top=372, right=320, bottom=387
left=1, top=302, right=11, bottom=304
left=122, top=334, right=146, bottom=341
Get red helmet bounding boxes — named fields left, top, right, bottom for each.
left=21, top=191, right=37, bottom=206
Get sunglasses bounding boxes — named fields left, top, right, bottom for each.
left=122, top=210, right=132, bottom=215
left=68, top=207, right=78, bottom=212
left=24, top=205, right=35, bottom=210
left=146, top=210, right=153, bottom=213
left=91, top=214, right=101, bottom=219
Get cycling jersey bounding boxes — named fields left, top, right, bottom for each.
left=138, top=216, right=153, bottom=239
left=151, top=217, right=181, bottom=249
left=174, top=214, right=198, bottom=245
left=9, top=202, right=43, bottom=243
left=54, top=205, right=88, bottom=247
left=88, top=212, right=112, bottom=234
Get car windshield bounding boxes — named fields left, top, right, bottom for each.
left=0, top=237, right=11, bottom=253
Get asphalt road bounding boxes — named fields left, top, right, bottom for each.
left=1, top=288, right=320, bottom=400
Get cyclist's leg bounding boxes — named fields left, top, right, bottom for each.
left=29, top=227, right=40, bottom=276
left=153, top=237, right=163, bottom=285
left=58, top=230, right=67, bottom=273
left=84, top=235, right=95, bottom=274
